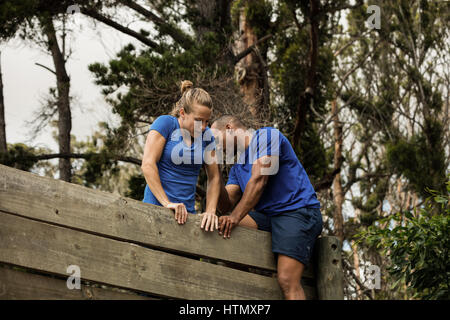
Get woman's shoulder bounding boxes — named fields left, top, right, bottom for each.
left=151, top=115, right=178, bottom=128
left=150, top=115, right=178, bottom=139
left=154, top=114, right=177, bottom=124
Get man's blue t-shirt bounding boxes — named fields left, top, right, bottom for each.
left=226, top=127, right=320, bottom=215
left=143, top=115, right=215, bottom=213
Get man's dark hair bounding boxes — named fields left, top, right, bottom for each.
left=212, top=115, right=246, bottom=130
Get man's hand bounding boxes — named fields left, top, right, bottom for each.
left=165, top=202, right=188, bottom=224
left=200, top=212, right=219, bottom=232
left=218, top=215, right=239, bottom=239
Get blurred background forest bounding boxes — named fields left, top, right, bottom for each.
left=0, top=0, right=448, bottom=299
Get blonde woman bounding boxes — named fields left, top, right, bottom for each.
left=141, top=81, right=220, bottom=231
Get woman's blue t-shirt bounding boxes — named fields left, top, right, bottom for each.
left=142, top=115, right=215, bottom=213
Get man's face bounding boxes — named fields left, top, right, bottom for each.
left=211, top=122, right=242, bottom=155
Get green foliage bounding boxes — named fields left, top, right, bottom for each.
left=295, top=125, right=330, bottom=181
left=70, top=127, right=123, bottom=189
left=386, top=120, right=447, bottom=197
left=356, top=180, right=450, bottom=300
left=81, top=151, right=119, bottom=187
left=0, top=143, right=39, bottom=171
left=125, top=174, right=146, bottom=201
left=268, top=1, right=336, bottom=180
left=350, top=175, right=390, bottom=227
left=88, top=32, right=228, bottom=127
left=232, top=0, right=274, bottom=40
left=0, top=0, right=39, bottom=40
left=0, top=143, right=57, bottom=178
left=0, top=0, right=96, bottom=40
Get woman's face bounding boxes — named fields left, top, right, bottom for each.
left=179, top=102, right=211, bottom=138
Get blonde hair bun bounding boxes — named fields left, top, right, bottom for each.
left=170, top=80, right=212, bottom=117
left=180, top=80, right=193, bottom=94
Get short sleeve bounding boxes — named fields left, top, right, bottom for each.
left=226, top=165, right=239, bottom=186
left=248, top=128, right=281, bottom=163
left=149, top=115, right=176, bottom=140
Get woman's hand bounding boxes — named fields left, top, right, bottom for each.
left=165, top=202, right=188, bottom=224
left=199, top=211, right=219, bottom=232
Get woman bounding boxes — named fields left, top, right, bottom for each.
left=141, top=80, right=220, bottom=231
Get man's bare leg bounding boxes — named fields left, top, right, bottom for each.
left=239, top=214, right=258, bottom=229
left=277, top=254, right=306, bottom=300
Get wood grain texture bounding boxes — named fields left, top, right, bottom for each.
left=0, top=265, right=153, bottom=300
left=0, top=211, right=317, bottom=299
left=315, top=236, right=344, bottom=300
left=0, top=164, right=315, bottom=279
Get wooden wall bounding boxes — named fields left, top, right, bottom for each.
left=0, top=164, right=343, bottom=300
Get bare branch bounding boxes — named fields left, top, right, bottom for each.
left=24, top=152, right=141, bottom=166
left=81, top=7, right=164, bottom=54
left=233, top=34, right=272, bottom=64
left=118, top=0, right=194, bottom=49
left=35, top=62, right=57, bottom=75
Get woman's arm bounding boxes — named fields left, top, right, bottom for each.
left=201, top=150, right=221, bottom=231
left=141, top=130, right=188, bottom=224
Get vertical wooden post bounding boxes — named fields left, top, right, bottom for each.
left=315, top=236, right=344, bottom=300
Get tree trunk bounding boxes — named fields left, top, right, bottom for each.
left=234, top=5, right=266, bottom=117
left=332, top=99, right=344, bottom=241
left=41, top=18, right=72, bottom=182
left=0, top=51, right=7, bottom=154
left=293, top=0, right=319, bottom=147
left=351, top=240, right=362, bottom=299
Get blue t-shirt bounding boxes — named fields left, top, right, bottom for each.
left=143, top=115, right=215, bottom=213
left=226, top=127, right=320, bottom=215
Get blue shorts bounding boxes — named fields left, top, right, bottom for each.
left=248, top=206, right=323, bottom=266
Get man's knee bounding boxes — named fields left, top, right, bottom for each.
left=277, top=255, right=304, bottom=293
left=277, top=271, right=300, bottom=293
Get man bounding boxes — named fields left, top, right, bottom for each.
left=211, top=115, right=323, bottom=300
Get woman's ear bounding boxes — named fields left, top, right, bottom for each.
left=179, top=108, right=185, bottom=118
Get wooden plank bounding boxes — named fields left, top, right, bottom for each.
left=0, top=211, right=317, bottom=299
left=0, top=164, right=315, bottom=278
left=315, top=236, right=344, bottom=300
left=0, top=265, right=153, bottom=300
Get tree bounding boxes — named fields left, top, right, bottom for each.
left=357, top=179, right=450, bottom=300
left=334, top=0, right=449, bottom=299
left=0, top=51, right=6, bottom=154
left=38, top=14, right=72, bottom=181
left=0, top=1, right=74, bottom=181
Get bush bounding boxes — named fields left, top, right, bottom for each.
left=356, top=179, right=449, bottom=300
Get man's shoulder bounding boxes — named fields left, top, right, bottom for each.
left=252, top=127, right=289, bottom=146
left=255, top=127, right=286, bottom=138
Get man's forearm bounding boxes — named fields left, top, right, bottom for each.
left=230, top=177, right=266, bottom=221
